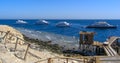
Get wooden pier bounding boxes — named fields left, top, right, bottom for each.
left=35, top=56, right=120, bottom=63
left=103, top=36, right=120, bottom=56
left=79, top=31, right=105, bottom=55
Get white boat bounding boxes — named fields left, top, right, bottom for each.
left=35, top=20, right=49, bottom=25
left=56, top=21, right=70, bottom=27
left=16, top=20, right=27, bottom=24
left=86, top=21, right=117, bottom=28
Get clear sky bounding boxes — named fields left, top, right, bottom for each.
left=0, top=0, right=120, bottom=19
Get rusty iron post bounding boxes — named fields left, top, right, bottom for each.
left=2, top=31, right=10, bottom=40
left=24, top=44, right=30, bottom=60
left=66, top=58, right=68, bottom=63
left=48, top=58, right=52, bottom=63
left=14, top=37, right=19, bottom=52
left=3, top=31, right=10, bottom=38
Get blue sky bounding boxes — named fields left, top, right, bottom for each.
left=0, top=0, right=120, bottom=19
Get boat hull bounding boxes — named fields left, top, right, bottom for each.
left=35, top=23, right=49, bottom=25
left=86, top=26, right=117, bottom=28
left=56, top=25, right=70, bottom=27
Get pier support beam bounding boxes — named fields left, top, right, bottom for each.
left=95, top=57, right=100, bottom=63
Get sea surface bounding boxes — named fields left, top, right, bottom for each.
left=0, top=19, right=120, bottom=43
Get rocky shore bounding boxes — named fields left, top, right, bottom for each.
left=0, top=25, right=82, bottom=63
left=0, top=25, right=63, bottom=63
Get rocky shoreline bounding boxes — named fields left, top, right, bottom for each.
left=0, top=25, right=63, bottom=63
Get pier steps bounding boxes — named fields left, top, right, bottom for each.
left=103, top=37, right=119, bottom=56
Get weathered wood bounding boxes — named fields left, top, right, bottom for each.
left=95, top=57, right=100, bottom=63
left=79, top=31, right=95, bottom=45
left=83, top=58, right=88, bottom=63
left=80, top=34, right=83, bottom=44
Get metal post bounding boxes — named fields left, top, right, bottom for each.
left=2, top=31, right=10, bottom=39
left=24, top=44, right=30, bottom=60
left=48, top=58, right=52, bottom=63
left=83, top=58, right=85, bottom=63
left=66, top=58, right=68, bottom=63
left=14, top=37, right=19, bottom=51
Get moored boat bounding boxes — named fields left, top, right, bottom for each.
left=56, top=21, right=71, bottom=27
left=35, top=20, right=49, bottom=25
left=16, top=20, right=28, bottom=24
left=86, top=22, right=117, bottom=28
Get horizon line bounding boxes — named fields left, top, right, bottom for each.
left=0, top=18, right=120, bottom=20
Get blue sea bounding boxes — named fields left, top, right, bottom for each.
left=0, top=19, right=120, bottom=42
